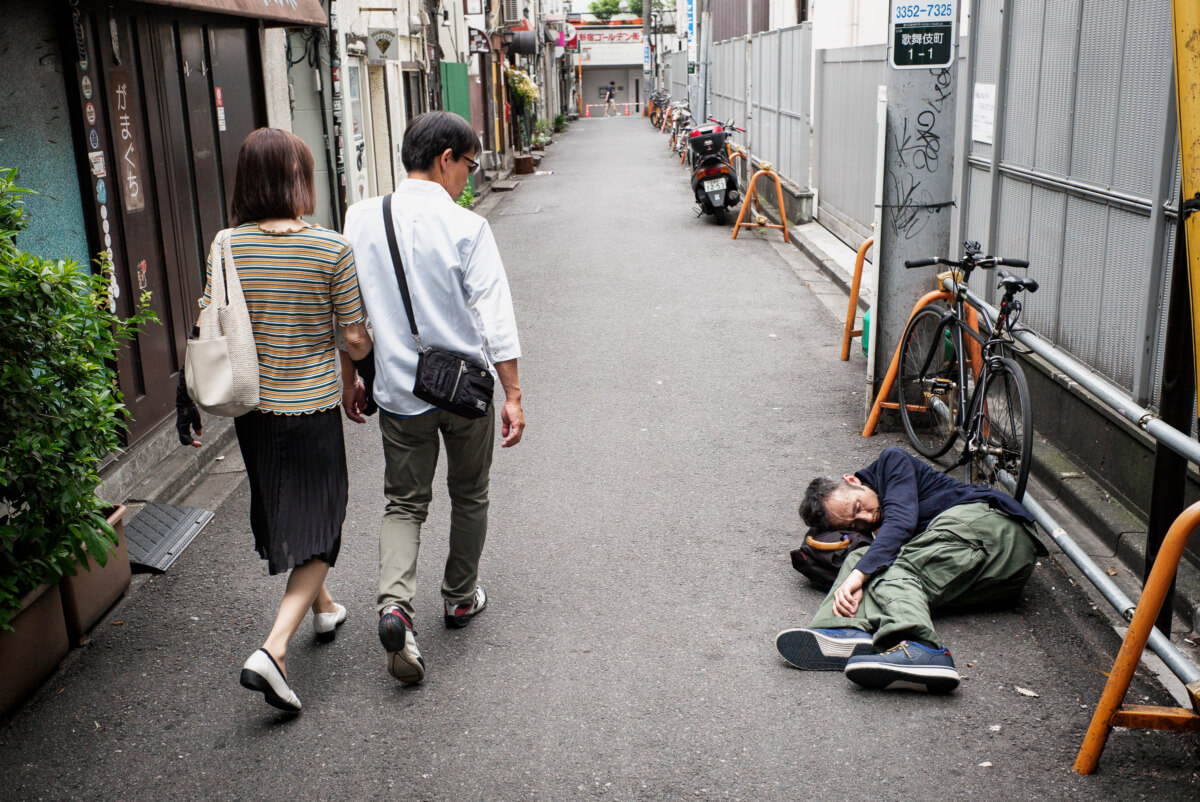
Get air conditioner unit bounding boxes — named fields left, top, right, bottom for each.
left=503, top=0, right=522, bottom=25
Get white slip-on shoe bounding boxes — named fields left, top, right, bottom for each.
left=313, top=602, right=347, bottom=642
left=240, top=649, right=302, bottom=712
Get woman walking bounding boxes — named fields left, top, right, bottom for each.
left=179, top=128, right=372, bottom=712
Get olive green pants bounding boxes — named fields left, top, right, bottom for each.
left=809, top=502, right=1038, bottom=649
left=377, top=408, right=494, bottom=618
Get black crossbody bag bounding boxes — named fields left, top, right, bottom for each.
left=382, top=194, right=494, bottom=419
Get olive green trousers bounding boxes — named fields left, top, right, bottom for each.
left=377, top=408, right=494, bottom=618
left=809, top=502, right=1038, bottom=648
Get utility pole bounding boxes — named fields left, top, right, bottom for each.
left=743, top=0, right=752, bottom=167
left=643, top=0, right=651, bottom=93
left=872, top=0, right=960, bottom=401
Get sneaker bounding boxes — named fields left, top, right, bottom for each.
left=775, top=627, right=874, bottom=671
left=444, top=585, right=487, bottom=629
left=379, top=606, right=425, bottom=685
left=844, top=640, right=960, bottom=693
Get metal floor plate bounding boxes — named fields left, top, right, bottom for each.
left=125, top=503, right=214, bottom=573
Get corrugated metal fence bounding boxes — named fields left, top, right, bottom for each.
left=961, top=0, right=1177, bottom=405
left=811, top=44, right=887, bottom=250
left=708, top=23, right=812, bottom=192
left=664, top=50, right=695, bottom=115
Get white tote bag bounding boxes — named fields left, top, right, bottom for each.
left=185, top=229, right=260, bottom=417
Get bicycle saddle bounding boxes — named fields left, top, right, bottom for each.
left=998, top=271, right=1039, bottom=293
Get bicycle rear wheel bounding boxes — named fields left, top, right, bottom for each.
left=970, top=357, right=1033, bottom=501
left=897, top=305, right=960, bottom=458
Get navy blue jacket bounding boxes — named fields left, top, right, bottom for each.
left=853, top=447, right=1038, bottom=576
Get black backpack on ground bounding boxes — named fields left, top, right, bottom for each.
left=789, top=529, right=875, bottom=592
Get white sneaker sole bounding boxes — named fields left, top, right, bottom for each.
left=843, top=662, right=960, bottom=693
left=775, top=629, right=873, bottom=671
left=387, top=650, right=426, bottom=685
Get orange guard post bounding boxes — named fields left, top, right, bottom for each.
left=731, top=163, right=790, bottom=243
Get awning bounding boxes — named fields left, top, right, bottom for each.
left=138, top=0, right=327, bottom=27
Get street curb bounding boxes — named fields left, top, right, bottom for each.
left=752, top=196, right=867, bottom=311
left=126, top=417, right=239, bottom=505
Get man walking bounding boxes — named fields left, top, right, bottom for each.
left=343, top=111, right=524, bottom=685
left=604, top=81, right=617, bottom=117
left=776, top=447, right=1043, bottom=693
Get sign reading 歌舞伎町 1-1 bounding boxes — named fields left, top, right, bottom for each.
left=889, top=2, right=956, bottom=70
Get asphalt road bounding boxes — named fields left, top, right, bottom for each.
left=2, top=117, right=1198, bottom=801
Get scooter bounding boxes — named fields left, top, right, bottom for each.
left=687, top=117, right=744, bottom=224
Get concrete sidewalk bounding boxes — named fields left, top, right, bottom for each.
left=2, top=117, right=1197, bottom=800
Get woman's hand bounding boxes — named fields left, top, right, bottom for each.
left=175, top=368, right=202, bottom=447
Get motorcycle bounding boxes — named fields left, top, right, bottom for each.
left=687, top=117, right=744, bottom=225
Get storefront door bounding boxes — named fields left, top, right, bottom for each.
left=67, top=2, right=265, bottom=442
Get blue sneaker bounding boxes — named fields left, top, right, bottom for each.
left=844, top=640, right=960, bottom=693
left=775, top=627, right=874, bottom=671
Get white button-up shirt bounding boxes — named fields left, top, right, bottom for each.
left=343, top=179, right=521, bottom=416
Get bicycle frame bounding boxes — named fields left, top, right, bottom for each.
left=912, top=281, right=1022, bottom=461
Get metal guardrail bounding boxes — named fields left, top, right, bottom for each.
left=945, top=275, right=1200, bottom=686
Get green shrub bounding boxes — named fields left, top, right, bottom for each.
left=0, top=167, right=156, bottom=629
left=553, top=114, right=568, bottom=133
left=456, top=184, right=476, bottom=208
left=533, top=117, right=553, bottom=137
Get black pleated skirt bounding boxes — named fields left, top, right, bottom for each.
left=234, top=407, right=347, bottom=575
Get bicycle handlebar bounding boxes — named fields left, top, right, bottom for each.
left=904, top=255, right=1030, bottom=270
left=706, top=116, right=746, bottom=132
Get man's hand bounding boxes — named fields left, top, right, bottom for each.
left=833, top=569, right=867, bottom=618
left=494, top=358, right=524, bottom=448
left=501, top=396, right=524, bottom=447
left=342, top=378, right=368, bottom=423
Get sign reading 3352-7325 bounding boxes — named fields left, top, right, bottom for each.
left=890, top=1, right=956, bottom=70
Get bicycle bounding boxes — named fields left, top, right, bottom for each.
left=897, top=241, right=1040, bottom=500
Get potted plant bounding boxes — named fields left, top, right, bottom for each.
left=0, top=168, right=155, bottom=714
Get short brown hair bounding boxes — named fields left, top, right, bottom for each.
left=230, top=128, right=316, bottom=225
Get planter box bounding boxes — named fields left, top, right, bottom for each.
left=0, top=584, right=69, bottom=719
left=514, top=154, right=536, bottom=175
left=60, top=504, right=130, bottom=643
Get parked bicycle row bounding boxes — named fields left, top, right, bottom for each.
left=648, top=91, right=745, bottom=226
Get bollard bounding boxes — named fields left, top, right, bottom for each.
left=585, top=104, right=591, bottom=118
left=1074, top=500, right=1200, bottom=774
left=840, top=238, right=875, bottom=361
left=624, top=103, right=630, bottom=116
left=731, top=163, right=790, bottom=243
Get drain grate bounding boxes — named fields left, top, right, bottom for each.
left=125, top=503, right=214, bottom=572
left=500, top=205, right=542, bottom=216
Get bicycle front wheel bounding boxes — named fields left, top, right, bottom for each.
left=897, top=305, right=960, bottom=458
left=971, top=357, right=1033, bottom=501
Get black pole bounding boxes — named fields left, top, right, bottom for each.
left=1144, top=194, right=1197, bottom=637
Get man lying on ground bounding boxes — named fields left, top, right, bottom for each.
left=776, top=447, right=1045, bottom=693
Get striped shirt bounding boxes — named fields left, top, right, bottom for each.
left=200, top=223, right=365, bottom=415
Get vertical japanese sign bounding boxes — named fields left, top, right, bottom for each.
left=687, top=0, right=696, bottom=63
left=644, top=43, right=651, bottom=74
left=108, top=70, right=146, bottom=212
left=890, top=1, right=956, bottom=70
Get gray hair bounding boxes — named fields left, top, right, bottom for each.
left=799, top=476, right=850, bottom=531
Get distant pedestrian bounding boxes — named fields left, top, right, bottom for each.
left=178, top=128, right=373, bottom=713
left=604, top=81, right=617, bottom=117
left=342, top=111, right=524, bottom=686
